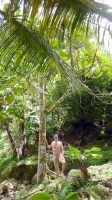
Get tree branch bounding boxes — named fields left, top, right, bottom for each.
left=5, top=122, right=18, bottom=157
left=46, top=88, right=71, bottom=115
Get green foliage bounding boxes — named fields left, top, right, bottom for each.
left=0, top=4, right=112, bottom=200
left=84, top=147, right=112, bottom=165
left=100, top=148, right=112, bottom=163
left=0, top=131, right=15, bottom=182
left=15, top=189, right=27, bottom=200
left=0, top=2, right=112, bottom=193
left=0, top=154, right=37, bottom=183
left=29, top=192, right=51, bottom=200
left=58, top=180, right=74, bottom=200
left=25, top=110, right=39, bottom=144
left=65, top=192, right=81, bottom=200
left=0, top=131, right=37, bottom=182
left=1, top=18, right=112, bottom=144
left=77, top=181, right=101, bottom=200
left=1, top=0, right=112, bottom=41
left=84, top=147, right=101, bottom=153
left=65, top=145, right=112, bottom=166
left=84, top=147, right=103, bottom=165
left=77, top=180, right=110, bottom=200
left=65, top=145, right=81, bottom=160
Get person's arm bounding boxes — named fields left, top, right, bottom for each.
left=46, top=140, right=52, bottom=150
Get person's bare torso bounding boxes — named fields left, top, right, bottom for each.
left=51, top=141, right=62, bottom=157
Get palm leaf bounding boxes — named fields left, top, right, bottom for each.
left=0, top=11, right=76, bottom=86
left=41, top=0, right=112, bottom=38
left=0, top=4, right=111, bottom=95
left=0, top=10, right=104, bottom=97
left=0, top=7, right=111, bottom=98
left=2, top=0, right=112, bottom=38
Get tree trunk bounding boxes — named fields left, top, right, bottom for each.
left=36, top=80, right=71, bottom=183
left=18, top=111, right=27, bottom=158
left=5, top=122, right=18, bottom=157
left=37, top=75, right=46, bottom=183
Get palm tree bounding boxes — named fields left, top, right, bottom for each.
left=0, top=0, right=112, bottom=183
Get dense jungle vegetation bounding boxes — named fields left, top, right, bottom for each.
left=0, top=0, right=112, bottom=199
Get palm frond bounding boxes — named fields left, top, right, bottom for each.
left=42, top=0, right=112, bottom=38
left=0, top=3, right=111, bottom=98
left=0, top=12, right=98, bottom=97
left=0, top=13, right=75, bottom=85
left=4, top=0, right=112, bottom=37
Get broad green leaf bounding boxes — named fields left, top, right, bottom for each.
left=29, top=192, right=51, bottom=200
left=65, top=192, right=81, bottom=200
left=90, top=154, right=102, bottom=159
left=84, top=147, right=101, bottom=154
left=65, top=145, right=81, bottom=160
left=68, top=145, right=81, bottom=155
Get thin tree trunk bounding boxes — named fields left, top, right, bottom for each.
left=69, top=37, right=75, bottom=68
left=37, top=75, right=46, bottom=183
left=18, top=111, right=27, bottom=157
left=37, top=80, right=71, bottom=183
left=5, top=122, right=18, bottom=157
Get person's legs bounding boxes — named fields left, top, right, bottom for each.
left=59, top=154, right=66, bottom=176
left=62, top=161, right=66, bottom=175
left=53, top=156, right=60, bottom=178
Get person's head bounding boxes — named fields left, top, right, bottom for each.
left=53, top=134, right=58, bottom=141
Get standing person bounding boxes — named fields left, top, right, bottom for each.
left=46, top=134, right=66, bottom=178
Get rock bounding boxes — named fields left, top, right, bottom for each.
left=0, top=178, right=18, bottom=191
left=0, top=184, right=8, bottom=195
left=88, top=162, right=112, bottom=182
left=9, top=164, right=37, bottom=182
left=67, top=169, right=86, bottom=187
left=0, top=178, right=19, bottom=200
